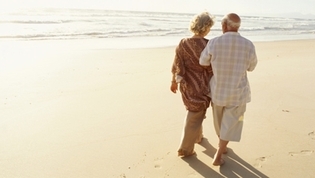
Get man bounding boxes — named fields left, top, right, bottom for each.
left=199, top=13, right=257, bottom=166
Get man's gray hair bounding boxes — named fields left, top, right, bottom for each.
left=222, top=15, right=241, bottom=29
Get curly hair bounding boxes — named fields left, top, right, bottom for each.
left=189, top=12, right=215, bottom=35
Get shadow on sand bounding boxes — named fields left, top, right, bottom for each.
left=182, top=138, right=269, bottom=178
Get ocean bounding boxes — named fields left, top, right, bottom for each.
left=1, top=8, right=315, bottom=48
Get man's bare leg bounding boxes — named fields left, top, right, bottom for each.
left=217, top=136, right=228, bottom=154
left=213, top=139, right=229, bottom=166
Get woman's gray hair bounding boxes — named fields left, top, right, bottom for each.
left=189, top=11, right=215, bottom=35
left=222, top=15, right=241, bottom=29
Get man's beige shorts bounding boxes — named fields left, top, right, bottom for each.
left=211, top=102, right=246, bottom=142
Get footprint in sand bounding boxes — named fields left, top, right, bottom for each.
left=153, top=152, right=171, bottom=169
left=254, top=156, right=267, bottom=168
left=289, top=150, right=314, bottom=156
left=154, top=158, right=163, bottom=169
left=119, top=173, right=126, bottom=178
left=308, top=131, right=315, bottom=140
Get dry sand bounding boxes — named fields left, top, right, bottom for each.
left=1, top=39, right=315, bottom=177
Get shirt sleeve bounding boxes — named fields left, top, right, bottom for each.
left=171, top=40, right=185, bottom=81
left=199, top=40, right=212, bottom=66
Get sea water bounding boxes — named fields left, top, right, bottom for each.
left=0, top=8, right=314, bottom=48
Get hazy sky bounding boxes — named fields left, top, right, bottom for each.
left=2, top=0, right=315, bottom=17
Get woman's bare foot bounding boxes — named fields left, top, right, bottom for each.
left=178, top=149, right=196, bottom=157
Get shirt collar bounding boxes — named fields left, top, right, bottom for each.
left=224, top=32, right=240, bottom=36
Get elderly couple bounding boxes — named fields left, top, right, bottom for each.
left=170, top=12, right=257, bottom=166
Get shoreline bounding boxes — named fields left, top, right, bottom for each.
left=1, top=35, right=315, bottom=50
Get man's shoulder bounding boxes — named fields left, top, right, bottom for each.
left=209, top=35, right=221, bottom=41
left=239, top=35, right=254, bottom=44
left=208, top=36, right=222, bottom=45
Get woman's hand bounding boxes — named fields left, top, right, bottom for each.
left=170, top=82, right=178, bottom=93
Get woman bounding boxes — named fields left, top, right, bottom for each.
left=170, top=11, right=215, bottom=157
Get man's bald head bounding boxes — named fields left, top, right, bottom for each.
left=221, top=13, right=241, bottom=32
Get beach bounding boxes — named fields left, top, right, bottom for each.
left=1, top=39, right=315, bottom=177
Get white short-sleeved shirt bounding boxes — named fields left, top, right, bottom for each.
left=199, top=32, right=257, bottom=106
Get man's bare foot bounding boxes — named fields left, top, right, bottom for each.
left=213, top=148, right=226, bottom=166
left=223, top=147, right=228, bottom=154
left=218, top=144, right=228, bottom=154
left=213, top=139, right=228, bottom=165
left=196, top=137, right=203, bottom=144
left=213, top=158, right=225, bottom=166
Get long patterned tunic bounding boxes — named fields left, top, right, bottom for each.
left=172, top=38, right=213, bottom=111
